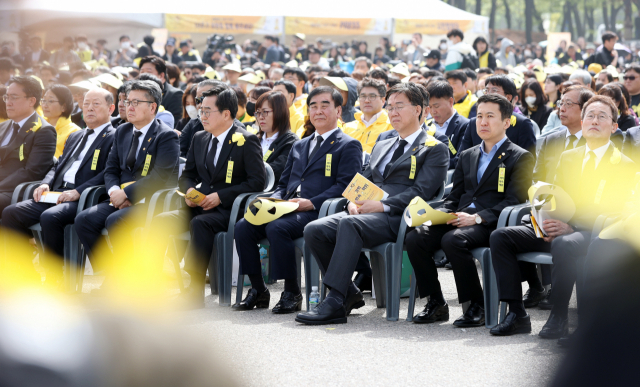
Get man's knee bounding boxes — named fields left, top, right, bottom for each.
left=442, top=229, right=466, bottom=250
left=550, top=233, right=583, bottom=259
left=405, top=228, right=425, bottom=251
left=74, top=208, right=91, bottom=232
left=1, top=204, right=18, bottom=224
left=490, top=228, right=510, bottom=249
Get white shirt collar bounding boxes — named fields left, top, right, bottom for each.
left=360, top=111, right=382, bottom=127
left=134, top=119, right=154, bottom=137
left=584, top=141, right=610, bottom=161
left=88, top=122, right=111, bottom=135
left=262, top=131, right=279, bottom=143
left=398, top=127, right=422, bottom=146
left=14, top=112, right=37, bottom=129
left=313, top=127, right=339, bottom=141
left=565, top=129, right=583, bottom=139
left=212, top=124, right=234, bottom=144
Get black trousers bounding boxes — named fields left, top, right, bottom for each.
left=405, top=223, right=494, bottom=304
left=2, top=199, right=79, bottom=272
left=0, top=191, right=12, bottom=215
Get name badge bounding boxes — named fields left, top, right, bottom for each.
left=448, top=140, right=457, bottom=155
left=325, top=154, right=332, bottom=176
left=498, top=165, right=505, bottom=193
left=409, top=155, right=416, bottom=179
left=91, top=150, right=100, bottom=170
left=263, top=150, right=273, bottom=161
left=141, top=154, right=152, bottom=176
left=19, top=144, right=24, bottom=161
left=226, top=161, right=234, bottom=183
left=594, top=180, right=606, bottom=204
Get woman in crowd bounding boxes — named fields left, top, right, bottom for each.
left=598, top=83, right=637, bottom=131
left=355, top=41, right=371, bottom=59
left=255, top=91, right=298, bottom=183
left=473, top=36, right=496, bottom=70
left=544, top=74, right=563, bottom=108
left=616, top=83, right=639, bottom=124
left=520, top=79, right=552, bottom=130
left=42, top=84, right=80, bottom=158
left=166, top=63, right=182, bottom=89
left=111, top=81, right=130, bottom=128
left=534, top=45, right=546, bottom=65
left=246, top=86, right=273, bottom=133
left=176, top=84, right=197, bottom=133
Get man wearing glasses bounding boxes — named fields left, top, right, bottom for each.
left=490, top=95, right=636, bottom=340
left=343, top=77, right=393, bottom=153
left=623, top=64, right=640, bottom=117
left=0, top=76, right=56, bottom=214
left=75, top=80, right=179, bottom=290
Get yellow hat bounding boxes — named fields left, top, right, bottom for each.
left=204, top=67, right=220, bottom=80
left=94, top=73, right=123, bottom=90
left=222, top=63, right=241, bottom=73
left=285, top=60, right=299, bottom=68
left=244, top=198, right=299, bottom=225
left=255, top=70, right=266, bottom=81
left=319, top=76, right=348, bottom=92
left=588, top=63, right=603, bottom=74
left=238, top=73, right=261, bottom=84
left=390, top=63, right=410, bottom=78
left=294, top=33, right=306, bottom=41
left=507, top=73, right=524, bottom=89
left=69, top=80, right=100, bottom=92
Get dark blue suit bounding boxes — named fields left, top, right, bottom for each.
left=75, top=119, right=179, bottom=258
left=1, top=124, right=116, bottom=262
left=235, top=128, right=363, bottom=281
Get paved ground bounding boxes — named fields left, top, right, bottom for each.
left=82, top=263, right=571, bottom=387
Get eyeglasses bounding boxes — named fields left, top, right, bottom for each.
left=124, top=100, right=154, bottom=107
left=195, top=96, right=204, bottom=105
left=387, top=104, right=409, bottom=114
left=198, top=108, right=220, bottom=118
left=254, top=109, right=273, bottom=118
left=2, top=94, right=29, bottom=103
left=359, top=94, right=380, bottom=101
left=557, top=100, right=578, bottom=109
left=41, top=99, right=60, bottom=105
left=584, top=112, right=614, bottom=123
left=482, top=87, right=502, bottom=94
left=623, top=75, right=637, bottom=81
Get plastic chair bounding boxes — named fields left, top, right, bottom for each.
left=405, top=205, right=513, bottom=327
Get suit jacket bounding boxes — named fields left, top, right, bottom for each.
left=180, top=122, right=265, bottom=210
left=555, top=144, right=637, bottom=231
left=622, top=126, right=640, bottom=164
left=441, top=138, right=534, bottom=227
left=365, top=130, right=449, bottom=232
left=435, top=112, right=469, bottom=169
left=377, top=127, right=451, bottom=149
left=0, top=113, right=57, bottom=192
left=273, top=128, right=362, bottom=210
left=262, top=131, right=298, bottom=183
left=180, top=118, right=246, bottom=158
left=162, top=82, right=184, bottom=126
left=458, top=112, right=536, bottom=161
left=42, top=123, right=116, bottom=194
left=104, top=119, right=179, bottom=203
left=533, top=128, right=585, bottom=183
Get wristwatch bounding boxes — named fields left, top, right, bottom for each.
left=475, top=214, right=483, bottom=224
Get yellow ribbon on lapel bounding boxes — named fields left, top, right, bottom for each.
left=424, top=135, right=438, bottom=147
left=30, top=118, right=42, bottom=133
left=510, top=115, right=517, bottom=127
left=246, top=125, right=258, bottom=135
left=232, top=133, right=245, bottom=146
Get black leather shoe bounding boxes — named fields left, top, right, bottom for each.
left=232, top=288, right=270, bottom=311
left=453, top=302, right=485, bottom=327
left=173, top=286, right=205, bottom=310
left=345, top=290, right=365, bottom=315
left=353, top=273, right=372, bottom=292
left=557, top=332, right=574, bottom=348
left=539, top=312, right=568, bottom=339
left=295, top=297, right=347, bottom=325
left=434, top=256, right=449, bottom=268
left=538, top=288, right=553, bottom=310
left=413, top=298, right=449, bottom=324
left=445, top=262, right=453, bottom=270
left=272, top=291, right=302, bottom=314
left=523, top=287, right=547, bottom=308
left=490, top=312, right=532, bottom=336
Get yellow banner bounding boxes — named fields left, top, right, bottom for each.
left=394, top=19, right=474, bottom=35
left=285, top=17, right=391, bottom=35
left=165, top=14, right=283, bottom=34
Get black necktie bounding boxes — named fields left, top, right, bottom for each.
left=308, top=136, right=324, bottom=162
left=126, top=130, right=143, bottom=171
left=53, top=129, right=94, bottom=189
left=384, top=139, right=408, bottom=177
left=583, top=151, right=596, bottom=175
left=206, top=137, right=219, bottom=171
left=566, top=135, right=577, bottom=150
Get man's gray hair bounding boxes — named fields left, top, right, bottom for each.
left=569, top=70, right=593, bottom=87
left=126, top=80, right=162, bottom=113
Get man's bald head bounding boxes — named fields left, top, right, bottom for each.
left=83, top=88, right=116, bottom=128
left=86, top=87, right=114, bottom=105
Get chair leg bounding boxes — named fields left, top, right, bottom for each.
left=406, top=270, right=418, bottom=322
left=303, top=243, right=319, bottom=311
left=235, top=275, right=244, bottom=305
left=385, top=246, right=402, bottom=321
left=370, top=251, right=385, bottom=309
left=481, top=249, right=499, bottom=328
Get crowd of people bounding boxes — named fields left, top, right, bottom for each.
left=1, top=26, right=640, bottom=349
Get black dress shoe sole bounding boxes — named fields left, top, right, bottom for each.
left=231, top=301, right=270, bottom=311
left=272, top=303, right=302, bottom=314
left=413, top=313, right=449, bottom=324
left=295, top=316, right=347, bottom=325
left=490, top=324, right=532, bottom=336
left=538, top=327, right=568, bottom=339
left=453, top=319, right=485, bottom=328
left=346, top=300, right=365, bottom=315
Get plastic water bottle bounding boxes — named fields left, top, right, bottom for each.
left=309, top=286, right=320, bottom=310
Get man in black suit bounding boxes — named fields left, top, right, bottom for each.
left=139, top=55, right=184, bottom=125
left=23, top=36, right=50, bottom=70
left=153, top=86, right=266, bottom=309
left=1, top=88, right=116, bottom=283
left=490, top=96, right=637, bottom=338
left=427, top=81, right=469, bottom=169
left=74, top=80, right=179, bottom=272
left=405, top=94, right=534, bottom=326
left=458, top=75, right=536, bottom=158
left=298, top=83, right=450, bottom=325
left=0, top=76, right=56, bottom=213
left=233, top=86, right=363, bottom=314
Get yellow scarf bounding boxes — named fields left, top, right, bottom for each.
left=453, top=91, right=478, bottom=119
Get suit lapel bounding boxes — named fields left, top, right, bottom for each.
left=370, top=136, right=396, bottom=173
left=445, top=114, right=458, bottom=138
left=121, top=124, right=134, bottom=169
left=212, top=126, right=237, bottom=179
left=469, top=147, right=481, bottom=190
left=200, top=131, right=213, bottom=179
left=77, top=126, right=112, bottom=170
left=133, top=120, right=159, bottom=172
left=477, top=140, right=512, bottom=189
left=303, top=130, right=340, bottom=174
left=386, top=130, right=427, bottom=176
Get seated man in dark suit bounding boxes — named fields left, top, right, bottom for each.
left=405, top=94, right=534, bottom=326
left=457, top=75, right=536, bottom=159
left=298, top=83, right=450, bottom=325
left=0, top=76, right=56, bottom=214
left=75, top=80, right=179, bottom=279
left=152, top=86, right=266, bottom=309
left=234, top=86, right=363, bottom=313
left=139, top=55, right=184, bottom=125
left=1, top=88, right=116, bottom=284
left=622, top=125, right=640, bottom=164
left=427, top=81, right=469, bottom=169
left=490, top=95, right=636, bottom=338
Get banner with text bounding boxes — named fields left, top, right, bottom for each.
left=165, top=14, right=284, bottom=34
left=285, top=17, right=392, bottom=35
left=394, top=19, right=475, bottom=35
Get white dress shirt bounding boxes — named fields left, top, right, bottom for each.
left=434, top=112, right=456, bottom=137
left=206, top=124, right=233, bottom=168
left=63, top=123, right=110, bottom=184
left=308, top=127, right=339, bottom=156
left=582, top=141, right=610, bottom=171
left=261, top=131, right=279, bottom=156
left=108, top=121, right=154, bottom=195
left=2, top=112, right=35, bottom=146
left=565, top=130, right=583, bottom=149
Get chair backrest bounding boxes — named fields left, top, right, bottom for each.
left=52, top=156, right=58, bottom=168
left=178, top=157, right=187, bottom=178
left=264, top=162, right=275, bottom=191
left=362, top=151, right=370, bottom=168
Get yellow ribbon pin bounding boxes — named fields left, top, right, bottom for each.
left=232, top=133, right=245, bottom=146
left=30, top=118, right=42, bottom=133
left=510, top=115, right=517, bottom=127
